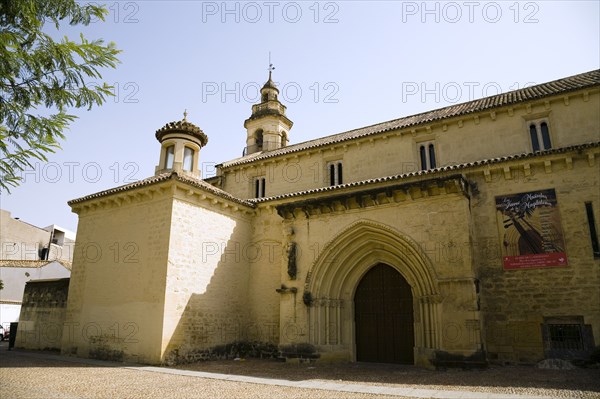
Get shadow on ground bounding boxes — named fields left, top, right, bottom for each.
left=2, top=343, right=599, bottom=395
left=173, top=358, right=600, bottom=393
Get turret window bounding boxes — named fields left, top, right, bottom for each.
left=255, top=177, right=266, bottom=198
left=529, top=120, right=552, bottom=152
left=419, top=141, right=436, bottom=170
left=164, top=145, right=175, bottom=169
left=328, top=161, right=343, bottom=186
left=255, top=129, right=264, bottom=151
left=281, top=131, right=288, bottom=147
left=183, top=147, right=195, bottom=172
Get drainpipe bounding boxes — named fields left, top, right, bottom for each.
left=44, top=229, right=55, bottom=260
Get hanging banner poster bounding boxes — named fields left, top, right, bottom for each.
left=495, top=188, right=568, bottom=270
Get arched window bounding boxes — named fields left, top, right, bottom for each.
left=530, top=124, right=540, bottom=152
left=255, top=129, right=264, bottom=151
left=255, top=177, right=266, bottom=198
left=428, top=144, right=436, bottom=169
left=329, top=164, right=336, bottom=186
left=183, top=147, right=194, bottom=172
left=541, top=122, right=552, bottom=150
left=419, top=141, right=436, bottom=171
left=529, top=120, right=552, bottom=152
left=328, top=161, right=344, bottom=186
left=164, top=145, right=175, bottom=169
left=419, top=145, right=427, bottom=170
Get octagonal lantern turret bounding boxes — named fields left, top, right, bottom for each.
left=155, top=111, right=208, bottom=178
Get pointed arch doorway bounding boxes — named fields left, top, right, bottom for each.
left=354, top=263, right=414, bottom=364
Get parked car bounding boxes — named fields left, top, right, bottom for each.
left=0, top=325, right=9, bottom=341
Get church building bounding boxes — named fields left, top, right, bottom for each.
left=20, top=70, right=599, bottom=367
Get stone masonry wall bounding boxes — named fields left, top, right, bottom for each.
left=16, top=278, right=70, bottom=351
left=469, top=154, right=600, bottom=363
left=161, top=193, right=255, bottom=363
left=62, top=187, right=174, bottom=364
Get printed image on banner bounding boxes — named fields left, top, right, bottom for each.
left=495, top=188, right=568, bottom=270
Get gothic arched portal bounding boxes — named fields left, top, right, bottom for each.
left=305, top=220, right=442, bottom=365
left=354, top=263, right=414, bottom=364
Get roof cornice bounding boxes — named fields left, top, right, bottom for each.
left=68, top=172, right=255, bottom=209
left=251, top=141, right=600, bottom=205
left=221, top=69, right=600, bottom=169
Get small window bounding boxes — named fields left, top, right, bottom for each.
left=418, top=141, right=436, bottom=171
left=329, top=164, right=335, bottom=186
left=585, top=202, right=600, bottom=258
left=328, top=161, right=343, bottom=186
left=428, top=144, right=436, bottom=169
left=281, top=131, right=288, bottom=147
left=164, top=145, right=175, bottom=169
left=254, top=177, right=266, bottom=198
left=541, top=122, right=551, bottom=149
left=255, top=129, right=264, bottom=151
left=529, top=124, right=540, bottom=152
left=529, top=120, right=552, bottom=152
left=541, top=316, right=595, bottom=359
left=51, top=229, right=65, bottom=246
left=548, top=324, right=584, bottom=351
left=183, top=147, right=194, bottom=172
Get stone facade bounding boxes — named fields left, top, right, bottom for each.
left=15, top=278, right=70, bottom=351
left=1, top=209, right=74, bottom=330
left=61, top=70, right=599, bottom=366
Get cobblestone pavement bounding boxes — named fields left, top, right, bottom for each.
left=1, top=346, right=599, bottom=399
left=176, top=357, right=600, bottom=398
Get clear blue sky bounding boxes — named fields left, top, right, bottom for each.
left=2, top=0, right=599, bottom=232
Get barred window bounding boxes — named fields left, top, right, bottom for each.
left=547, top=324, right=584, bottom=351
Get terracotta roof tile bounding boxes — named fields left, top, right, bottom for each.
left=249, top=142, right=600, bottom=203
left=222, top=69, right=600, bottom=168
left=68, top=172, right=255, bottom=208
left=0, top=259, right=71, bottom=270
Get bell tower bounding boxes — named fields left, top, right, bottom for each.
left=244, top=68, right=293, bottom=155
left=155, top=111, right=208, bottom=178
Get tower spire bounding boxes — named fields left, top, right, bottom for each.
left=243, top=65, right=293, bottom=155
left=268, top=51, right=275, bottom=80
left=268, top=61, right=275, bottom=81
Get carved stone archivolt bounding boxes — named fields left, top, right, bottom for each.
left=304, top=220, right=443, bottom=351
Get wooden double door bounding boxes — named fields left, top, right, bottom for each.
left=354, top=264, right=414, bottom=364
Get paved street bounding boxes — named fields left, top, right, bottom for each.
left=1, top=343, right=598, bottom=399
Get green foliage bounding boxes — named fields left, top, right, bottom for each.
left=279, top=342, right=319, bottom=359
left=0, top=0, right=121, bottom=191
left=165, top=341, right=280, bottom=365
